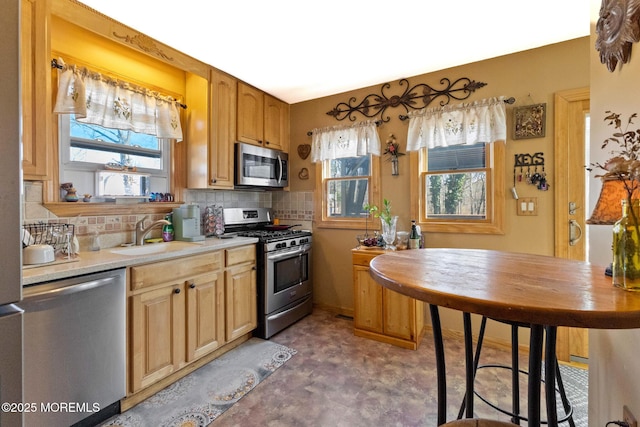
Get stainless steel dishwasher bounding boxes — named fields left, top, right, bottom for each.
left=22, top=268, right=126, bottom=427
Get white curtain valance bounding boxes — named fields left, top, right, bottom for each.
left=406, top=96, right=506, bottom=151
left=53, top=59, right=183, bottom=142
left=310, top=120, right=381, bottom=163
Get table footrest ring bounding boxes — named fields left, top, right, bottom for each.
left=473, top=364, right=574, bottom=424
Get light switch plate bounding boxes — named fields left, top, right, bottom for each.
left=517, top=197, right=538, bottom=216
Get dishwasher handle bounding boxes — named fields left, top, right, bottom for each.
left=23, top=276, right=119, bottom=302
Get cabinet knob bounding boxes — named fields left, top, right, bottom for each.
left=210, top=178, right=217, bottom=184
left=189, top=282, right=196, bottom=289
left=174, top=288, right=181, bottom=294
left=265, top=140, right=270, bottom=145
left=252, top=266, right=257, bottom=270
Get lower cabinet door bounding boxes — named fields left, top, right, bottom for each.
left=186, top=271, right=225, bottom=361
left=130, top=283, right=186, bottom=393
left=353, top=265, right=384, bottom=333
left=225, top=263, right=257, bottom=341
left=383, top=287, right=415, bottom=340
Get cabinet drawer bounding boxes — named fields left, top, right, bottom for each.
left=131, top=251, right=222, bottom=290
left=352, top=249, right=384, bottom=267
left=226, top=245, right=256, bottom=267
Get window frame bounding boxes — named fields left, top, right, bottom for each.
left=410, top=140, right=505, bottom=234
left=59, top=115, right=170, bottom=176
left=314, top=154, right=381, bottom=229
left=58, top=115, right=172, bottom=201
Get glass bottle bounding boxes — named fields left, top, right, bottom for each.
left=409, top=220, right=420, bottom=249
left=612, top=199, right=640, bottom=291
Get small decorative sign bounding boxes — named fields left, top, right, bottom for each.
left=513, top=103, right=546, bottom=140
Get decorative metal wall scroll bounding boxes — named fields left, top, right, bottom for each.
left=513, top=152, right=549, bottom=191
left=326, top=77, right=487, bottom=122
left=513, top=103, right=546, bottom=139
left=595, top=0, right=640, bottom=72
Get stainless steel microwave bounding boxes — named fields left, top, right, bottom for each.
left=235, top=142, right=288, bottom=188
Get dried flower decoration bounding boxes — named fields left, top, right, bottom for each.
left=588, top=111, right=640, bottom=200
left=383, top=134, right=404, bottom=160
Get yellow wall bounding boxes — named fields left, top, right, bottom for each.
left=588, top=0, right=640, bottom=422
left=290, top=37, right=590, bottom=317
left=51, top=15, right=186, bottom=98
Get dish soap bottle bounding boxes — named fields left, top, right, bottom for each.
left=162, top=213, right=174, bottom=242
left=409, top=220, right=421, bottom=249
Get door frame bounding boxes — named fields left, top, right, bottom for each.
left=554, top=87, right=590, bottom=258
left=554, top=87, right=590, bottom=363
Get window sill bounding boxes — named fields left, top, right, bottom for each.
left=44, top=202, right=183, bottom=217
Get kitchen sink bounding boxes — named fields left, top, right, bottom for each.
left=109, top=241, right=201, bottom=256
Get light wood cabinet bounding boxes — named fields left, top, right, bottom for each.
left=129, top=246, right=256, bottom=394
left=352, top=249, right=425, bottom=350
left=237, top=82, right=289, bottom=152
left=186, top=271, right=225, bottom=361
left=209, top=69, right=237, bottom=188
left=129, top=249, right=258, bottom=395
left=186, top=68, right=237, bottom=189
left=130, top=278, right=187, bottom=392
left=130, top=253, right=222, bottom=393
left=264, top=93, right=289, bottom=152
left=225, top=246, right=258, bottom=341
left=21, top=0, right=52, bottom=180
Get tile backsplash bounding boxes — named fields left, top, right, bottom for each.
left=23, top=181, right=314, bottom=251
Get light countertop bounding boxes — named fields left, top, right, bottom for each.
left=22, top=236, right=259, bottom=286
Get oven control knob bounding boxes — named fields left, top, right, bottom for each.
left=290, top=240, right=297, bottom=246
left=300, top=238, right=308, bottom=244
left=276, top=243, right=285, bottom=249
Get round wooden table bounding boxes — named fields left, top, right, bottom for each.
left=369, top=248, right=640, bottom=426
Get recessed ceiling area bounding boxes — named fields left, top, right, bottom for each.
left=77, top=1, right=591, bottom=104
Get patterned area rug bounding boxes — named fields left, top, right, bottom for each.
left=557, top=363, right=589, bottom=426
left=101, top=338, right=296, bottom=427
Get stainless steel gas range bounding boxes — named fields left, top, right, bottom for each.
left=223, top=208, right=312, bottom=339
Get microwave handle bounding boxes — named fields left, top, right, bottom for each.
left=277, top=154, right=283, bottom=184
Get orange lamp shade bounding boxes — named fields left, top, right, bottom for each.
left=587, top=178, right=631, bottom=225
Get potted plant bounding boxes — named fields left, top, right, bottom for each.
left=363, top=199, right=398, bottom=250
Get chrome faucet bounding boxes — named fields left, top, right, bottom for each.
left=135, top=215, right=171, bottom=245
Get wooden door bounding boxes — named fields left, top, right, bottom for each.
left=353, top=264, right=384, bottom=333
left=209, top=68, right=236, bottom=188
left=554, top=87, right=590, bottom=363
left=186, top=271, right=225, bottom=361
left=130, top=284, right=185, bottom=393
left=225, top=263, right=257, bottom=341
left=237, top=82, right=264, bottom=146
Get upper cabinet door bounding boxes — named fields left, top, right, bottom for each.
left=263, top=94, right=289, bottom=152
left=237, top=82, right=264, bottom=146
left=21, top=0, right=52, bottom=180
left=209, top=69, right=237, bottom=188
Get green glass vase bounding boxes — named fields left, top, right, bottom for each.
left=612, top=199, right=640, bottom=291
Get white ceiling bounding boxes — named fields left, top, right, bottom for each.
left=77, top=1, right=591, bottom=104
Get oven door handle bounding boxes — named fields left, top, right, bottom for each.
left=267, top=245, right=310, bottom=261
